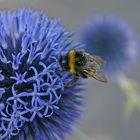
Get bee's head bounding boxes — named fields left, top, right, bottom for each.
left=59, top=55, right=69, bottom=70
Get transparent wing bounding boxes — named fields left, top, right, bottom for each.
left=83, top=69, right=108, bottom=83
left=93, top=71, right=108, bottom=83
left=92, top=55, right=105, bottom=66
left=84, top=52, right=106, bottom=68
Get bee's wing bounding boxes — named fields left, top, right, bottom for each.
left=92, top=55, right=106, bottom=66
left=91, top=56, right=107, bottom=83
left=83, top=69, right=108, bottom=83
left=93, top=71, right=108, bottom=83
left=85, top=52, right=105, bottom=65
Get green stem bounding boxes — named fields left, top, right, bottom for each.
left=117, top=75, right=140, bottom=119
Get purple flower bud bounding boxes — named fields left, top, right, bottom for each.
left=80, top=15, right=138, bottom=79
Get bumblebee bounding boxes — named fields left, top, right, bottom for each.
left=59, top=50, right=108, bottom=83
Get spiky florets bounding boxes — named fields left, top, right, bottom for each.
left=0, top=9, right=83, bottom=140
left=80, top=15, right=138, bottom=79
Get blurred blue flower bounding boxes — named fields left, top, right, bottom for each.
left=80, top=15, right=138, bottom=79
left=0, top=9, right=83, bottom=140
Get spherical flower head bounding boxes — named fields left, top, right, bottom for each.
left=80, top=15, right=138, bottom=79
left=0, top=9, right=83, bottom=140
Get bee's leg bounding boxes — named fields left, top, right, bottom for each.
left=80, top=70, right=89, bottom=79
left=80, top=72, right=88, bottom=78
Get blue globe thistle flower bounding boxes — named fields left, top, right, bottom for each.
left=80, top=15, right=138, bottom=79
left=0, top=9, right=83, bottom=140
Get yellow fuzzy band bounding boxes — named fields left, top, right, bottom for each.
left=69, top=50, right=75, bottom=73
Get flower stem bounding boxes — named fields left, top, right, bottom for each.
left=117, top=75, right=140, bottom=119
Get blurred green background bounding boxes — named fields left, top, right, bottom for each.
left=0, top=0, right=140, bottom=140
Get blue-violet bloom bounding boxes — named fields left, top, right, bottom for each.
left=0, top=9, right=83, bottom=140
